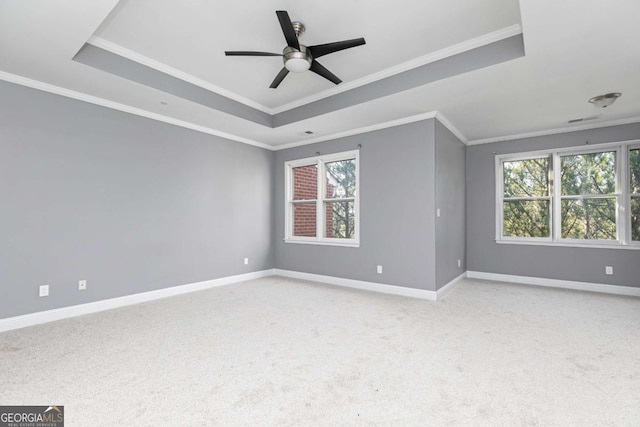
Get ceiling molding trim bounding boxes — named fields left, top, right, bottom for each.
left=434, top=112, right=468, bottom=144
left=270, top=24, right=523, bottom=114
left=467, top=116, right=640, bottom=146
left=0, top=70, right=272, bottom=150
left=273, top=111, right=438, bottom=151
left=87, top=36, right=274, bottom=114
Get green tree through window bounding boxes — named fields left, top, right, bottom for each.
left=631, top=149, right=640, bottom=241
left=502, top=158, right=550, bottom=238
left=560, top=151, right=617, bottom=240
left=325, top=159, right=356, bottom=239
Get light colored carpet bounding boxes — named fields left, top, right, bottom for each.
left=1, top=276, right=639, bottom=426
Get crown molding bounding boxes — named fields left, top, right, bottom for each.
left=435, top=112, right=468, bottom=144
left=270, top=24, right=523, bottom=114
left=0, top=70, right=272, bottom=150
left=272, top=111, right=469, bottom=151
left=87, top=36, right=274, bottom=114
left=273, top=112, right=438, bottom=150
left=0, top=70, right=470, bottom=152
left=466, top=116, right=640, bottom=145
left=88, top=25, right=521, bottom=118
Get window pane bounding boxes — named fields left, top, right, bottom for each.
left=561, top=198, right=616, bottom=240
left=292, top=165, right=317, bottom=201
left=293, top=203, right=316, bottom=237
left=325, top=159, right=356, bottom=198
left=324, top=201, right=355, bottom=239
left=631, top=149, right=640, bottom=194
left=503, top=200, right=550, bottom=237
left=503, top=158, right=549, bottom=197
left=561, top=151, right=616, bottom=196
left=632, top=198, right=640, bottom=241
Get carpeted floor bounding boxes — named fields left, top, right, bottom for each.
left=1, top=276, right=639, bottom=426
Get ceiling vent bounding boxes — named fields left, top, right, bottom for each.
left=568, top=115, right=601, bottom=124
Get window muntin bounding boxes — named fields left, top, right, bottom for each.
left=497, top=141, right=640, bottom=248
left=285, top=151, right=359, bottom=246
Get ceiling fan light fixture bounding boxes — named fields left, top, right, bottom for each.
left=285, top=57, right=312, bottom=72
left=283, top=46, right=312, bottom=72
left=588, top=92, right=621, bottom=108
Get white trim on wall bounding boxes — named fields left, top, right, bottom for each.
left=271, top=25, right=523, bottom=114
left=467, top=116, right=640, bottom=146
left=467, top=271, right=640, bottom=297
left=0, top=269, right=274, bottom=333
left=87, top=36, right=273, bottom=114
left=88, top=25, right=522, bottom=116
left=0, top=70, right=271, bottom=150
left=435, top=112, right=468, bottom=144
left=1, top=269, right=463, bottom=333
left=273, top=112, right=465, bottom=150
left=0, top=70, right=459, bottom=152
left=3, top=269, right=637, bottom=333
left=437, top=272, right=467, bottom=300
left=274, top=112, right=438, bottom=150
left=274, top=269, right=439, bottom=300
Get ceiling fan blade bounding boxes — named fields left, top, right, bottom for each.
left=310, top=60, right=342, bottom=85
left=269, top=67, right=290, bottom=88
left=225, top=51, right=282, bottom=56
left=308, top=38, right=366, bottom=58
left=276, top=10, right=300, bottom=50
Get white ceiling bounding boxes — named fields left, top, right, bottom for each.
left=1, top=0, right=639, bottom=149
left=94, top=0, right=520, bottom=109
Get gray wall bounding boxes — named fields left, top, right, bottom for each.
left=435, top=121, right=466, bottom=289
left=274, top=120, right=438, bottom=290
left=467, top=123, right=640, bottom=288
left=0, top=81, right=274, bottom=318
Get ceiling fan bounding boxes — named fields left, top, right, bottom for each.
left=225, top=10, right=366, bottom=89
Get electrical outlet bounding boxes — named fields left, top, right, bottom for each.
left=457, top=259, right=461, bottom=268
left=39, top=285, right=49, bottom=297
left=78, top=280, right=87, bottom=290
left=376, top=265, right=383, bottom=274
left=436, top=208, right=441, bottom=217
left=244, top=258, right=249, bottom=265
left=605, top=266, right=613, bottom=275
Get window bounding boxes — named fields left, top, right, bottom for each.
left=496, top=141, right=640, bottom=248
left=285, top=150, right=359, bottom=246
left=560, top=151, right=617, bottom=240
left=501, top=157, right=551, bottom=238
left=631, top=148, right=640, bottom=241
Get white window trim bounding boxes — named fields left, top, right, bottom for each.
left=284, top=150, right=360, bottom=247
left=630, top=144, right=640, bottom=246
left=496, top=139, right=640, bottom=249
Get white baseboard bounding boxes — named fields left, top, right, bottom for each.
left=273, top=269, right=438, bottom=301
left=437, top=272, right=467, bottom=300
left=467, top=271, right=640, bottom=297
left=0, top=269, right=275, bottom=333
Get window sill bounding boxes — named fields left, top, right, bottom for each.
left=496, top=239, right=640, bottom=250
left=284, top=239, right=360, bottom=248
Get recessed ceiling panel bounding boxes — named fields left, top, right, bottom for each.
left=94, top=0, right=521, bottom=108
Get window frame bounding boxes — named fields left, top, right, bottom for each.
left=496, top=139, right=640, bottom=250
left=629, top=144, right=640, bottom=243
left=284, top=150, right=360, bottom=247
left=496, top=153, right=553, bottom=243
